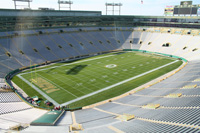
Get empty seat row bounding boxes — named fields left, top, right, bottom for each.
left=0, top=102, right=32, bottom=115
left=0, top=92, right=21, bottom=103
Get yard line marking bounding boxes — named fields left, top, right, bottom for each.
left=17, top=75, right=60, bottom=106
left=60, top=60, right=179, bottom=107
left=19, top=54, right=115, bottom=75
left=17, top=73, right=79, bottom=106
left=17, top=52, right=177, bottom=107
left=51, top=68, right=95, bottom=93
left=37, top=73, right=79, bottom=98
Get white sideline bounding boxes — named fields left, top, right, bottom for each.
left=60, top=60, right=179, bottom=107
left=17, top=53, right=179, bottom=107
left=17, top=74, right=60, bottom=106
left=16, top=54, right=115, bottom=106
left=19, top=54, right=114, bottom=75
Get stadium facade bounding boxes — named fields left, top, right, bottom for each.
left=1, top=9, right=200, bottom=32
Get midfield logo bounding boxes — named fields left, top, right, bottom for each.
left=105, top=64, right=117, bottom=68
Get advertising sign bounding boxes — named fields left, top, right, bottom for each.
left=164, top=6, right=174, bottom=15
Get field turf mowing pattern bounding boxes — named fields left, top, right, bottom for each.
left=12, top=52, right=182, bottom=108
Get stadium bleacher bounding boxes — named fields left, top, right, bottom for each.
left=0, top=92, right=22, bottom=103
left=0, top=102, right=32, bottom=115
left=0, top=1, right=200, bottom=131
left=0, top=29, right=179, bottom=78
left=1, top=22, right=200, bottom=132
left=0, top=89, right=47, bottom=130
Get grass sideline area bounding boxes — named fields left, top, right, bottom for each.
left=12, top=52, right=182, bottom=109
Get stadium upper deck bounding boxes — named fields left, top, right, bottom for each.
left=1, top=9, right=200, bottom=31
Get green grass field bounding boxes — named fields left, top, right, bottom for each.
left=12, top=51, right=183, bottom=109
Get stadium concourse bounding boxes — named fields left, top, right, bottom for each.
left=0, top=26, right=199, bottom=132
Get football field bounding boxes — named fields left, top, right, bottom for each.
left=13, top=51, right=183, bottom=108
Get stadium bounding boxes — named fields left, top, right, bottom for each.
left=0, top=0, right=200, bottom=132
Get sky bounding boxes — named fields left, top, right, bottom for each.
left=0, top=0, right=199, bottom=16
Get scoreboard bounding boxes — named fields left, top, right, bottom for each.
left=173, top=5, right=199, bottom=15
left=180, top=1, right=192, bottom=6
left=165, top=1, right=200, bottom=16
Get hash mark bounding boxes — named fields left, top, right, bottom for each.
left=52, top=72, right=58, bottom=74
left=102, top=75, right=108, bottom=78
left=90, top=79, right=96, bottom=82
left=77, top=83, right=83, bottom=86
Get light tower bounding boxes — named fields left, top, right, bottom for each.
left=105, top=3, right=123, bottom=15
left=13, top=0, right=32, bottom=9
left=58, top=0, right=73, bottom=10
